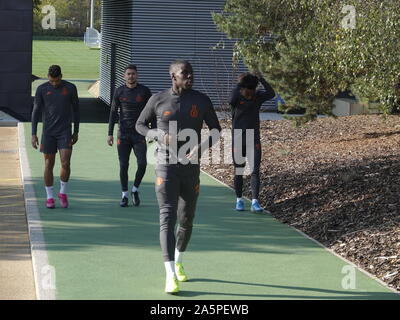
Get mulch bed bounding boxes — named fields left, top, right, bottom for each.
left=201, top=114, right=400, bottom=292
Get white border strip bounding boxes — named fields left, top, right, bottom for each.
left=18, top=123, right=56, bottom=300
left=200, top=168, right=400, bottom=295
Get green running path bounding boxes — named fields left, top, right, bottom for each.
left=22, top=123, right=399, bottom=300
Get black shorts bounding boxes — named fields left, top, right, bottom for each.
left=40, top=131, right=72, bottom=154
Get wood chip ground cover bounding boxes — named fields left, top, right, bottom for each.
left=201, top=114, right=400, bottom=292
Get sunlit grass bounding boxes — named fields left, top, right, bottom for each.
left=32, top=40, right=100, bottom=80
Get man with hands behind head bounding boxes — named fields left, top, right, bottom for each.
left=229, top=71, right=275, bottom=213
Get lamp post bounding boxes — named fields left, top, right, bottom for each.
left=90, top=0, right=94, bottom=28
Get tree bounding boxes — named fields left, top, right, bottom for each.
left=33, top=0, right=43, bottom=16
left=213, top=0, right=400, bottom=124
left=33, top=0, right=102, bottom=36
left=33, top=0, right=42, bottom=10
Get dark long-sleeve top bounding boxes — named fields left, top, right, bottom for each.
left=229, top=77, right=275, bottom=139
left=32, top=80, right=79, bottom=135
left=136, top=88, right=221, bottom=164
left=108, top=84, right=153, bottom=136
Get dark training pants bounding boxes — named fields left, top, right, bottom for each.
left=155, top=164, right=200, bottom=262
left=233, top=137, right=262, bottom=200
left=117, top=132, right=147, bottom=191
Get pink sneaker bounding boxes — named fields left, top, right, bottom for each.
left=46, top=198, right=55, bottom=209
left=58, top=193, right=69, bottom=208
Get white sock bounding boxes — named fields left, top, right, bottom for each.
left=131, top=186, right=138, bottom=193
left=45, top=186, right=54, bottom=200
left=122, top=191, right=129, bottom=198
left=237, top=197, right=243, bottom=202
left=60, top=180, right=68, bottom=194
left=164, top=261, right=175, bottom=278
left=175, top=248, right=183, bottom=264
left=252, top=199, right=258, bottom=204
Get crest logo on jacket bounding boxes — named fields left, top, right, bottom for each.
left=190, top=104, right=198, bottom=118
left=163, top=110, right=172, bottom=117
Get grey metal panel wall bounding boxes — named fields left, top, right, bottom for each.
left=100, top=0, right=134, bottom=105
left=100, top=0, right=275, bottom=109
left=131, top=0, right=243, bottom=108
left=0, top=0, right=33, bottom=120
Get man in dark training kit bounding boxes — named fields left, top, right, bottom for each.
left=229, top=71, right=275, bottom=213
left=31, top=65, right=80, bottom=209
left=136, top=60, right=221, bottom=294
left=108, top=64, right=153, bottom=207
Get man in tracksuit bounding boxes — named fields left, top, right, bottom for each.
left=229, top=72, right=275, bottom=213
left=136, top=60, right=221, bottom=294
left=108, top=64, right=153, bottom=207
left=31, top=65, right=80, bottom=209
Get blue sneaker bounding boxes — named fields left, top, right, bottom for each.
left=235, top=199, right=245, bottom=211
left=251, top=200, right=264, bottom=213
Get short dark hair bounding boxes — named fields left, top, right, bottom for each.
left=238, top=73, right=259, bottom=90
left=169, top=59, right=192, bottom=76
left=48, top=65, right=62, bottom=78
left=124, top=64, right=137, bottom=72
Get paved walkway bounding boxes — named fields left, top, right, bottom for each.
left=0, top=111, right=18, bottom=127
left=0, top=110, right=398, bottom=300
left=20, top=123, right=399, bottom=300
left=0, top=126, right=36, bottom=300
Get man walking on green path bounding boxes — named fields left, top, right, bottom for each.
left=136, top=60, right=221, bottom=294
left=229, top=71, right=275, bottom=213
left=107, top=64, right=153, bottom=207
left=31, top=65, right=80, bottom=209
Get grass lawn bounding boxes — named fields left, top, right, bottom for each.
left=32, top=40, right=100, bottom=80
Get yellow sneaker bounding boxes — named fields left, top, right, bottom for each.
left=175, top=263, right=188, bottom=282
left=165, top=275, right=179, bottom=294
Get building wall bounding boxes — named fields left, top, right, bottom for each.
left=0, top=0, right=33, bottom=120
left=100, top=0, right=248, bottom=108
left=100, top=0, right=134, bottom=105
